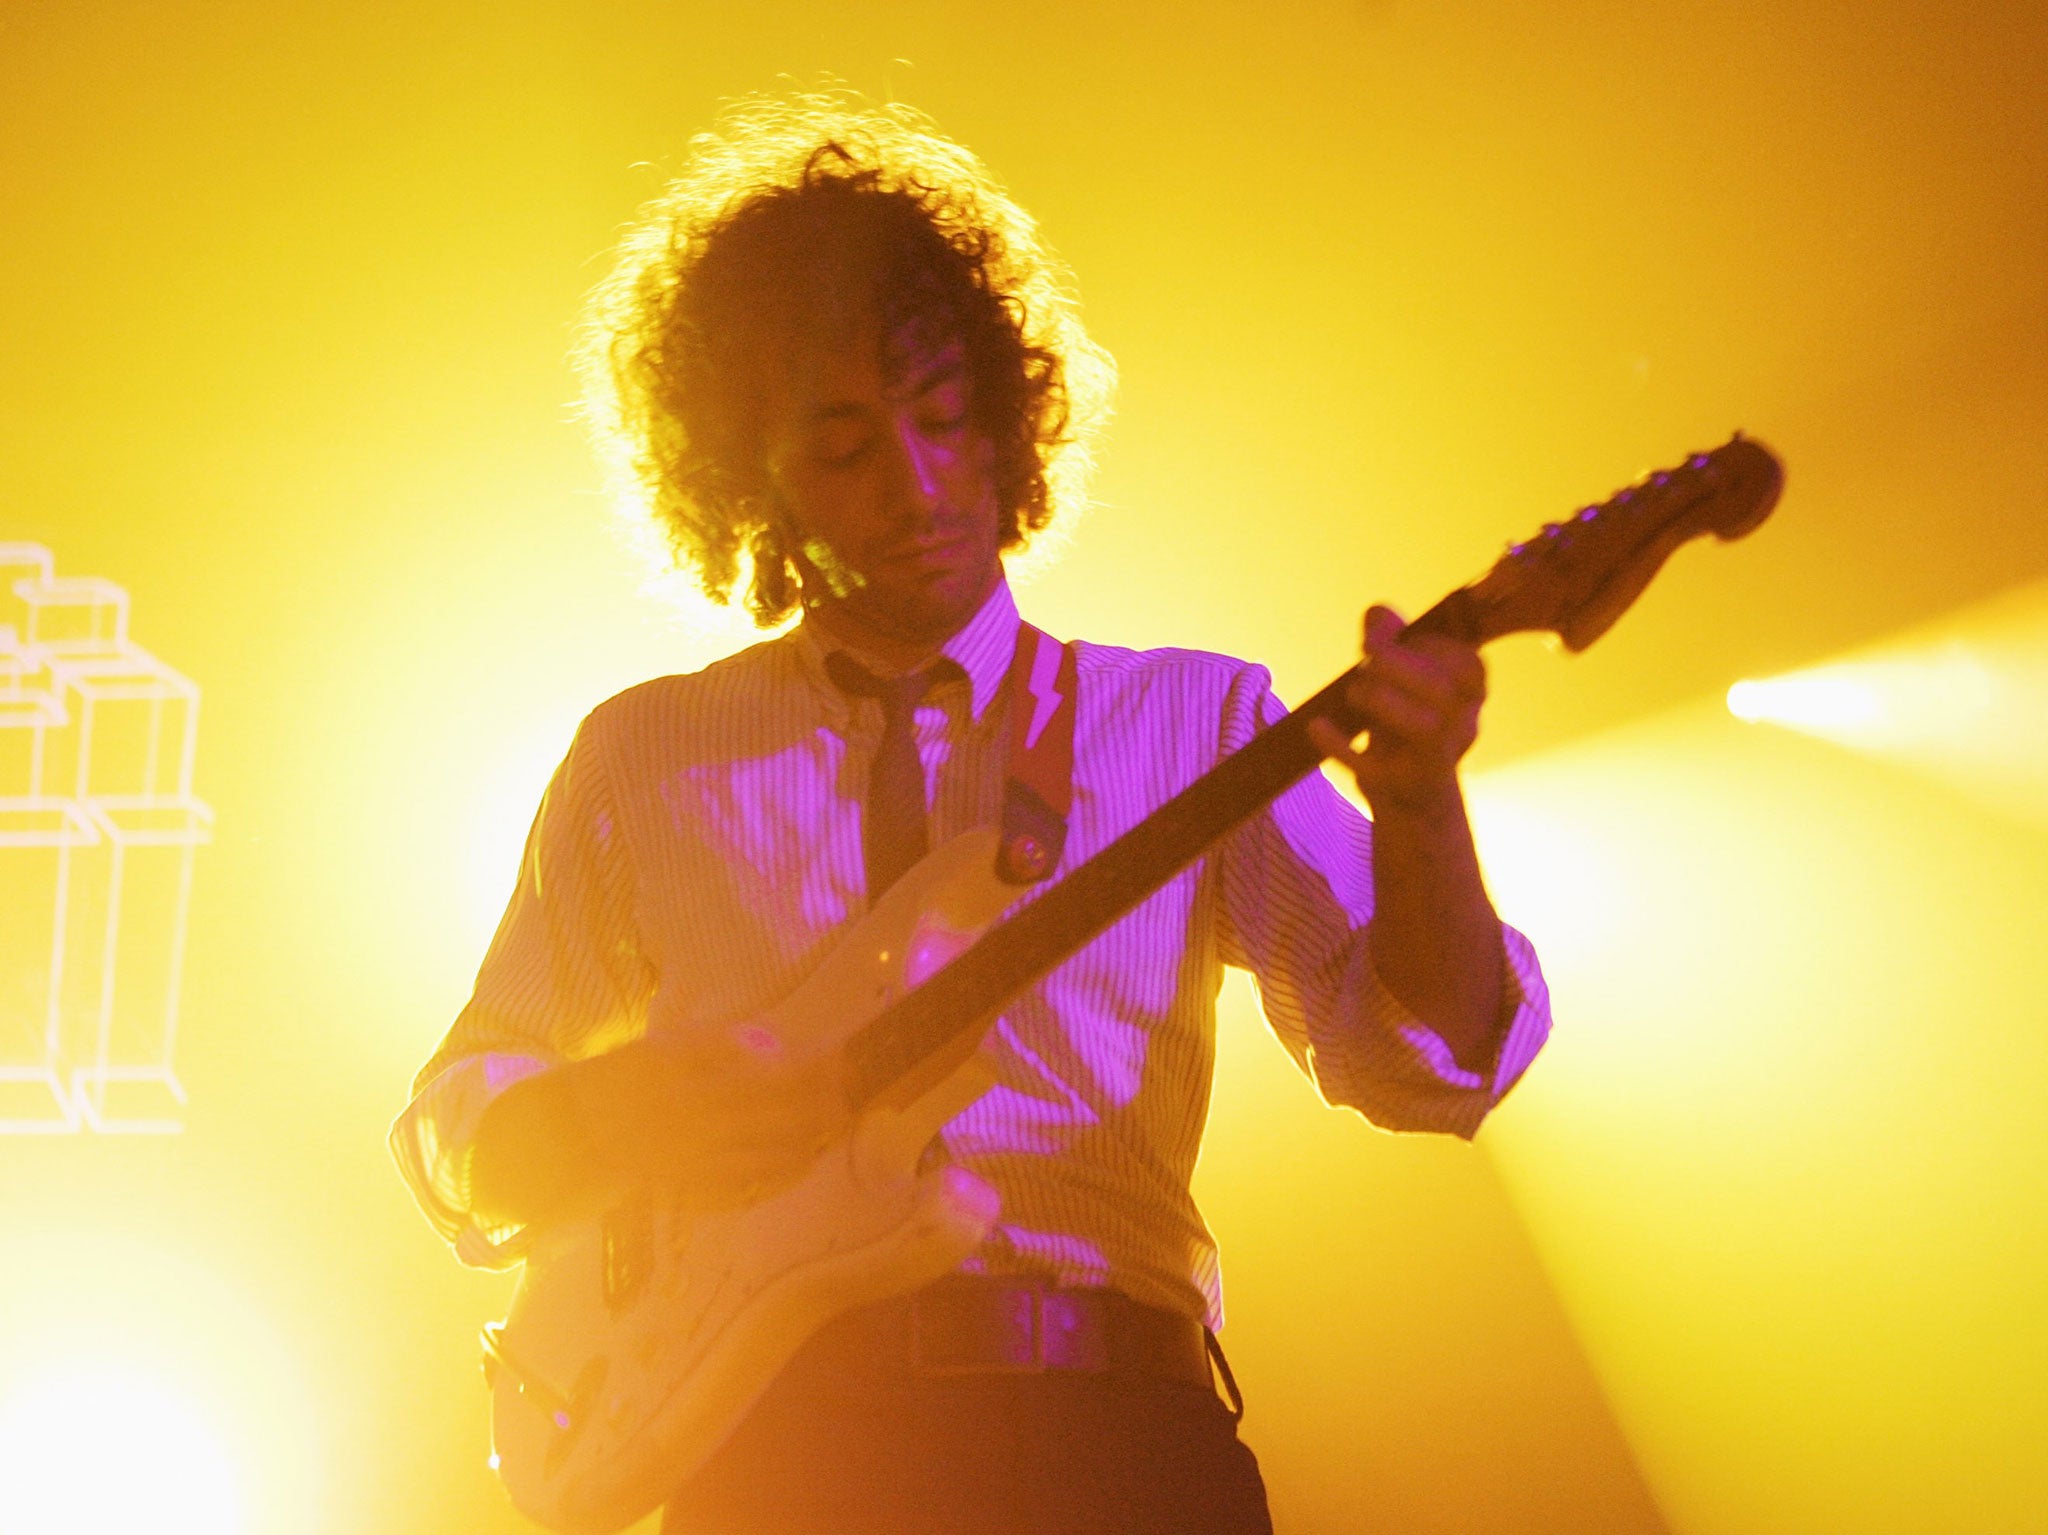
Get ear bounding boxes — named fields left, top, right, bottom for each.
left=744, top=520, right=805, bottom=622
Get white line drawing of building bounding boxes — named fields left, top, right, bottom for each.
left=0, top=543, right=211, bottom=1133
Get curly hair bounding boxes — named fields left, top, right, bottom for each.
left=579, top=93, right=1116, bottom=627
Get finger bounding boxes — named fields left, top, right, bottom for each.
left=1354, top=683, right=1443, bottom=742
left=1307, top=717, right=1365, bottom=769
left=1395, top=637, right=1487, bottom=701
left=1363, top=604, right=1407, bottom=655
left=1361, top=618, right=1486, bottom=696
left=1358, top=627, right=1483, bottom=711
left=1346, top=658, right=1460, bottom=735
left=1360, top=603, right=1486, bottom=700
left=1353, top=649, right=1462, bottom=714
left=1344, top=660, right=1454, bottom=723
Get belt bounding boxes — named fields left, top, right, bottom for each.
left=832, top=1276, right=1217, bottom=1390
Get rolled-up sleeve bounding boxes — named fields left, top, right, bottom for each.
left=1212, top=665, right=1550, bottom=1138
left=388, top=713, right=651, bottom=1265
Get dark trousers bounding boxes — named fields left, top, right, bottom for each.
left=661, top=1302, right=1274, bottom=1535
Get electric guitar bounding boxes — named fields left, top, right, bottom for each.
left=482, top=435, right=1785, bottom=1534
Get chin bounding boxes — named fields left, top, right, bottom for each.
left=871, top=568, right=986, bottom=641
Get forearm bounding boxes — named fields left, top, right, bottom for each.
left=468, top=1044, right=659, bottom=1231
left=467, top=1027, right=852, bottom=1234
left=1365, top=777, right=1506, bottom=1074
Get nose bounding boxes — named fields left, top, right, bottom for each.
left=890, top=415, right=950, bottom=512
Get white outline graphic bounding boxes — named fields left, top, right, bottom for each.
left=0, top=544, right=210, bottom=1133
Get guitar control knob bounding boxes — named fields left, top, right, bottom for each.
left=1001, top=833, right=1053, bottom=882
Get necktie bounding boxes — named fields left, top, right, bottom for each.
left=825, top=652, right=963, bottom=902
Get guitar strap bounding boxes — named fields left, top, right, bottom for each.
left=996, top=623, right=1077, bottom=886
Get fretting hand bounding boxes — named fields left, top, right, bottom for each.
left=1308, top=603, right=1504, bottom=1066
left=1309, top=605, right=1488, bottom=817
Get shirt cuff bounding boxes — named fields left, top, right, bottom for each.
left=1306, top=920, right=1551, bottom=1139
left=388, top=1051, right=554, bottom=1268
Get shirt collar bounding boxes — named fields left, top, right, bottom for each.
left=789, top=573, right=1021, bottom=727
left=937, top=575, right=1022, bottom=724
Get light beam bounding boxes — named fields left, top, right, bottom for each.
left=0, top=1362, right=244, bottom=1535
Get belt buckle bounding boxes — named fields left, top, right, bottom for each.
left=1037, top=1288, right=1109, bottom=1371
left=909, top=1280, right=1109, bottom=1376
left=911, top=1279, right=1042, bottom=1375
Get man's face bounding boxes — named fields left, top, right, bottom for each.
left=761, top=310, right=1003, bottom=652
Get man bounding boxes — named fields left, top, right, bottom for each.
left=393, top=96, right=1549, bottom=1534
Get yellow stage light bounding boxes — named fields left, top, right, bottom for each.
left=0, top=1228, right=322, bottom=1534
left=1726, top=648, right=1996, bottom=746
left=1726, top=671, right=1885, bottom=731
left=0, top=1362, right=244, bottom=1534
left=1470, top=669, right=2048, bottom=1534
left=1725, top=578, right=2048, bottom=830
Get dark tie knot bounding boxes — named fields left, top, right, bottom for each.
left=824, top=652, right=964, bottom=719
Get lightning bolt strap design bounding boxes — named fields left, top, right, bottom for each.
left=1024, top=631, right=1064, bottom=751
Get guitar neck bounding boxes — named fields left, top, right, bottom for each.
left=839, top=588, right=1483, bottom=1109
left=841, top=432, right=1786, bottom=1107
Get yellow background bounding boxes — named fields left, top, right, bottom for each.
left=4, top=2, right=2044, bottom=1530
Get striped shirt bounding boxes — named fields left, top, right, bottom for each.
left=390, top=578, right=1550, bottom=1327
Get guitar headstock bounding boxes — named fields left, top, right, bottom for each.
left=1417, top=435, right=1783, bottom=653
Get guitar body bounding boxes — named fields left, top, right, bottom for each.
left=488, top=828, right=1018, bottom=1535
